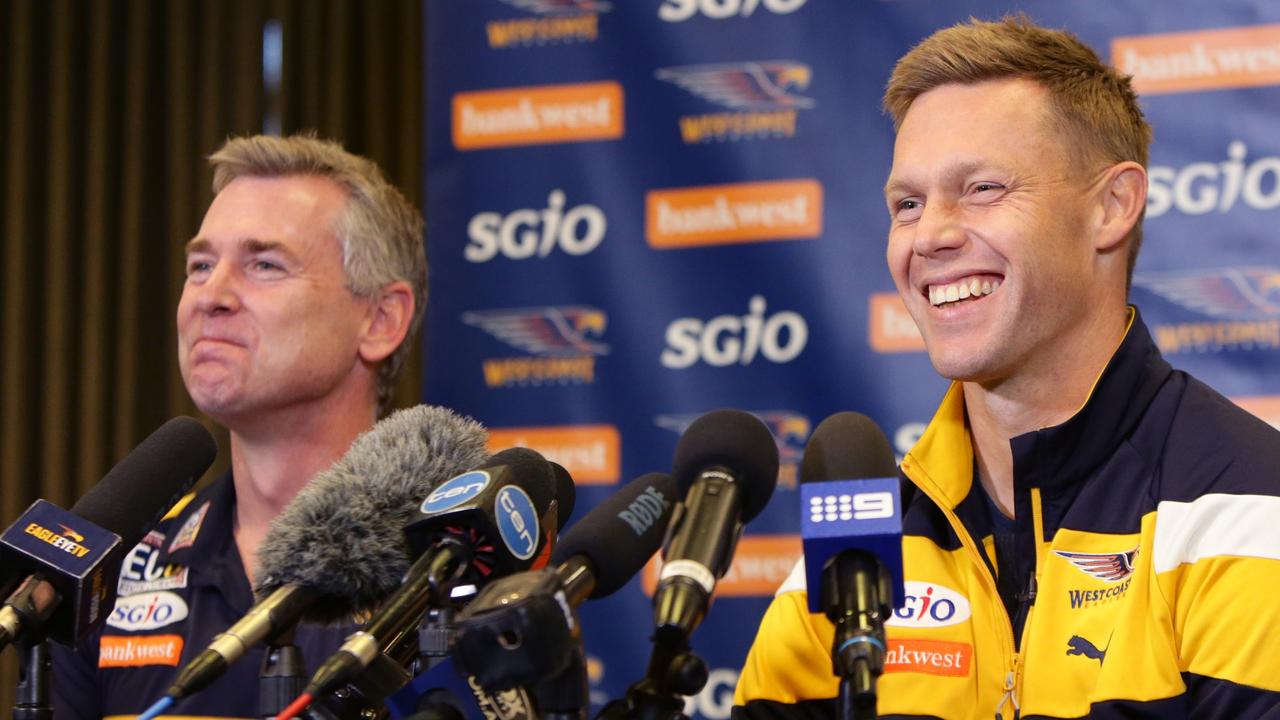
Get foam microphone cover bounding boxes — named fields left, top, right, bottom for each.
left=74, top=416, right=218, bottom=547
left=671, top=409, right=780, bottom=522
left=800, top=412, right=898, bottom=483
left=550, top=472, right=677, bottom=598
left=253, top=405, right=488, bottom=622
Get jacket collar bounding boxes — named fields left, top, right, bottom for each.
left=903, top=307, right=1171, bottom=507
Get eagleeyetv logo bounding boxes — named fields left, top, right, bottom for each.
left=655, top=60, right=814, bottom=143
left=25, top=522, right=92, bottom=558
left=486, top=0, right=611, bottom=49
left=463, top=305, right=609, bottom=387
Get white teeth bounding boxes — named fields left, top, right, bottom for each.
left=928, top=277, right=1001, bottom=307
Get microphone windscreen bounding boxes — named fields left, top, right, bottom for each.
left=671, top=409, right=779, bottom=522
left=799, top=412, right=897, bottom=483
left=550, top=472, right=677, bottom=598
left=71, top=416, right=216, bottom=547
left=253, top=405, right=487, bottom=622
left=550, top=462, right=576, bottom=531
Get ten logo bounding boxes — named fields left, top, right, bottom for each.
left=422, top=472, right=491, bottom=514
left=661, top=295, right=808, bottom=369
left=886, top=582, right=971, bottom=628
left=466, top=190, right=606, bottom=262
left=496, top=486, right=539, bottom=560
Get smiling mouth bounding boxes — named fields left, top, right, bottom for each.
left=928, top=276, right=1001, bottom=308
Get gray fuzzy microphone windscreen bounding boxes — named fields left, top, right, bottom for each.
left=252, top=405, right=488, bottom=623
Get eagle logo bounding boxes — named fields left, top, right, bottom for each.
left=1055, top=548, right=1139, bottom=583
left=1132, top=266, right=1280, bottom=319
left=499, top=0, right=612, bottom=14
left=58, top=525, right=86, bottom=543
left=655, top=410, right=809, bottom=467
left=462, top=306, right=610, bottom=356
left=655, top=61, right=815, bottom=111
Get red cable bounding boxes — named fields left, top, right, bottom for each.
left=274, top=692, right=313, bottom=720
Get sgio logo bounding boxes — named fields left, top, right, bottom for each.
left=886, top=582, right=971, bottom=629
left=661, top=295, right=808, bottom=369
left=659, top=0, right=806, bottom=22
left=1147, top=141, right=1280, bottom=218
left=107, top=591, right=189, bottom=631
left=466, top=190, right=606, bottom=262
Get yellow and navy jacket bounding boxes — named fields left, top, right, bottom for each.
left=734, top=310, right=1280, bottom=719
left=52, top=474, right=352, bottom=720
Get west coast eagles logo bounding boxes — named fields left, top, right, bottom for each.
left=1056, top=547, right=1138, bottom=610
left=655, top=410, right=808, bottom=489
left=499, top=0, right=612, bottom=13
left=654, top=60, right=814, bottom=143
left=463, top=306, right=609, bottom=387
left=1133, top=266, right=1280, bottom=319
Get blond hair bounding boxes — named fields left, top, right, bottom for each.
left=209, top=133, right=426, bottom=412
left=884, top=15, right=1152, bottom=286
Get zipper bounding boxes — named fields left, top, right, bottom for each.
left=900, top=461, right=1020, bottom=718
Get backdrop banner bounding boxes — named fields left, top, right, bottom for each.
left=424, top=2, right=1280, bottom=716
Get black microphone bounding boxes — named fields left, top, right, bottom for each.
left=0, top=417, right=216, bottom=648
left=163, top=405, right=488, bottom=702
left=303, top=447, right=567, bottom=699
left=654, top=409, right=779, bottom=643
left=451, top=471, right=678, bottom=692
left=799, top=412, right=903, bottom=720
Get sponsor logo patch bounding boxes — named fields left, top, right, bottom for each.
left=645, top=179, right=822, bottom=249
left=655, top=410, right=808, bottom=489
left=883, top=638, right=972, bottom=677
left=167, top=501, right=210, bottom=553
left=886, top=582, right=972, bottom=629
left=453, top=81, right=623, bottom=150
left=1056, top=547, right=1138, bottom=609
left=1113, top=24, right=1280, bottom=95
left=118, top=541, right=189, bottom=596
left=98, top=634, right=184, bottom=668
left=464, top=306, right=609, bottom=388
left=487, top=425, right=620, bottom=485
left=655, top=60, right=813, bottom=143
left=487, top=0, right=609, bottom=49
left=869, top=292, right=926, bottom=353
left=106, top=591, right=189, bottom=632
left=642, top=534, right=801, bottom=597
left=1065, top=633, right=1110, bottom=665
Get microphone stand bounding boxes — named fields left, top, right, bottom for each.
left=824, top=555, right=892, bottom=720
left=13, top=639, right=52, bottom=720
left=596, top=631, right=706, bottom=720
left=534, top=639, right=589, bottom=720
left=259, top=629, right=307, bottom=720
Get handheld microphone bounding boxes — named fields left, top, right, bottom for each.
left=452, top=471, right=678, bottom=692
left=654, top=409, right=779, bottom=643
left=303, top=447, right=567, bottom=699
left=0, top=416, right=216, bottom=648
left=799, top=411, right=903, bottom=720
left=162, top=405, right=488, bottom=702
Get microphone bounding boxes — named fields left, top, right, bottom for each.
left=451, top=471, right=678, bottom=692
left=302, top=447, right=567, bottom=699
left=162, top=405, right=488, bottom=702
left=0, top=416, right=216, bottom=648
left=799, top=412, right=903, bottom=720
left=654, top=409, right=779, bottom=643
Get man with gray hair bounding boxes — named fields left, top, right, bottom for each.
left=53, top=134, right=427, bottom=718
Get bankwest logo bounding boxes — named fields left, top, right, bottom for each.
left=25, top=523, right=91, bottom=558
left=487, top=425, right=621, bottom=484
left=868, top=292, right=925, bottom=353
left=1113, top=24, right=1280, bottom=95
left=453, top=81, right=623, bottom=150
left=487, top=1, right=609, bottom=49
left=646, top=179, right=821, bottom=249
left=655, top=411, right=808, bottom=489
left=463, top=306, right=609, bottom=387
left=884, top=638, right=972, bottom=678
left=98, top=634, right=184, bottom=668
left=1134, top=267, right=1280, bottom=353
left=655, top=60, right=813, bottom=143
left=642, top=534, right=801, bottom=597
left=1232, top=395, right=1280, bottom=431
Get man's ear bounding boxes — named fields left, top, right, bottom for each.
left=1094, top=161, right=1147, bottom=253
left=358, top=280, right=415, bottom=364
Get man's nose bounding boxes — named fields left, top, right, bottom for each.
left=193, top=262, right=241, bottom=314
left=912, top=199, right=968, bottom=258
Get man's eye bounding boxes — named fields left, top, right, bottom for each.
left=186, top=260, right=211, bottom=276
left=973, top=183, right=1002, bottom=193
left=253, top=260, right=283, bottom=272
left=894, top=198, right=923, bottom=220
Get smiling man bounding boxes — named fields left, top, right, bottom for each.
left=735, top=16, right=1280, bottom=720
left=53, top=135, right=426, bottom=719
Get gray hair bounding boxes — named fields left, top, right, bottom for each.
left=208, top=133, right=427, bottom=412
